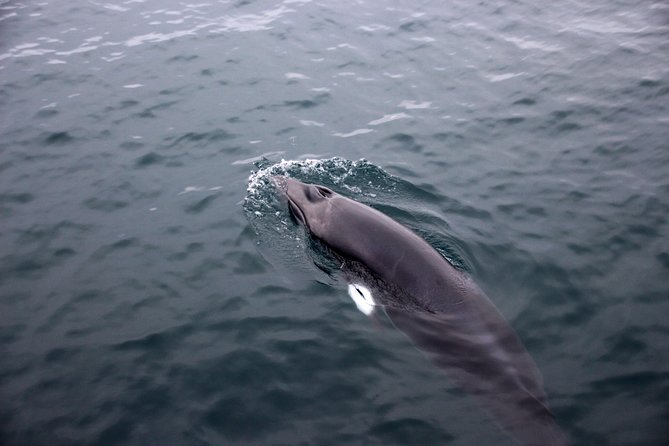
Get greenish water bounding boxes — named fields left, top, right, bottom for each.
left=1, top=1, right=668, bottom=445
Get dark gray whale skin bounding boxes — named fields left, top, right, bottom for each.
left=274, top=176, right=568, bottom=446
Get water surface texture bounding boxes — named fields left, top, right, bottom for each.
left=1, top=1, right=668, bottom=445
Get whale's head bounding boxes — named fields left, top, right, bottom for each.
left=272, top=176, right=336, bottom=238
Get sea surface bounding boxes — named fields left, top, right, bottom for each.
left=1, top=0, right=668, bottom=445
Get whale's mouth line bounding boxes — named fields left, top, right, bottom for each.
left=271, top=175, right=309, bottom=229
left=288, top=200, right=307, bottom=227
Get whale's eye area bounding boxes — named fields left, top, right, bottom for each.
left=316, top=186, right=333, bottom=198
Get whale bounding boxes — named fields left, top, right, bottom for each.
left=273, top=176, right=568, bottom=446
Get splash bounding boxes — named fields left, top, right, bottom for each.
left=244, top=157, right=395, bottom=210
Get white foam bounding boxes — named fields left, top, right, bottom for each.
left=177, top=186, right=206, bottom=195
left=485, top=72, right=525, bottom=83
left=410, top=36, right=436, bottom=43
left=299, top=120, right=325, bottom=127
left=332, top=128, right=373, bottom=138
left=368, top=113, right=410, bottom=126
left=56, top=46, right=98, bottom=56
left=285, top=72, right=310, bottom=80
left=398, top=100, right=432, bottom=110
left=358, top=24, right=390, bottom=32
left=347, top=284, right=375, bottom=315
left=243, top=158, right=389, bottom=228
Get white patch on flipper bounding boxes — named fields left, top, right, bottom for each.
left=347, top=284, right=375, bottom=315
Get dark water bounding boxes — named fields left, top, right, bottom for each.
left=1, top=0, right=668, bottom=445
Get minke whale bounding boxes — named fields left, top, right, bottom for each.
left=274, top=176, right=568, bottom=446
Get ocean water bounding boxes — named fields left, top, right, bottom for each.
left=1, top=0, right=668, bottom=445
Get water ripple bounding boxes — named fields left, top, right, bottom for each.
left=1, top=0, right=668, bottom=444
